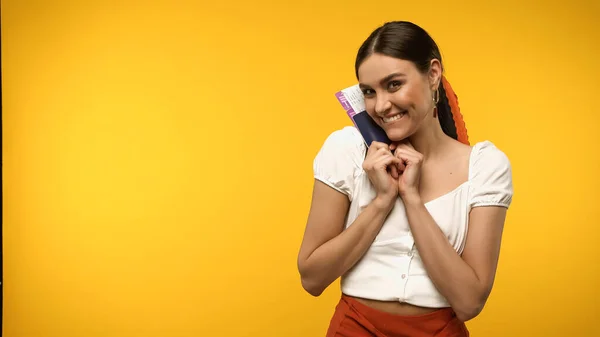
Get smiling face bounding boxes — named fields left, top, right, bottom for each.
left=357, top=53, right=441, bottom=142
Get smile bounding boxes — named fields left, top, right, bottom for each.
left=382, top=111, right=406, bottom=124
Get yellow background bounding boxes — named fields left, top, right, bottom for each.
left=3, top=0, right=599, bottom=336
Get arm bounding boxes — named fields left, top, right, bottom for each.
left=297, top=180, right=394, bottom=297
left=393, top=141, right=513, bottom=321
left=403, top=194, right=507, bottom=321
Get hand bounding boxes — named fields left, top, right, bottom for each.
left=390, top=141, right=424, bottom=199
left=362, top=141, right=401, bottom=206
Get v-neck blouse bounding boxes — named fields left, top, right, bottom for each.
left=313, top=126, right=513, bottom=308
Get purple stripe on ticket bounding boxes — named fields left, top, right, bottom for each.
left=335, top=91, right=357, bottom=118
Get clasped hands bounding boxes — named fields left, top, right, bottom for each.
left=362, top=140, right=423, bottom=206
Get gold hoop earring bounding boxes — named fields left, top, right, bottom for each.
left=432, top=89, right=440, bottom=105
left=432, top=88, right=440, bottom=118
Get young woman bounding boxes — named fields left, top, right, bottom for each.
left=297, top=21, right=514, bottom=337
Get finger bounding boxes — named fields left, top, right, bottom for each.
left=374, top=154, right=401, bottom=170
left=389, top=163, right=399, bottom=179
left=366, top=144, right=377, bottom=157
left=394, top=153, right=419, bottom=171
left=395, top=148, right=422, bottom=163
left=368, top=142, right=390, bottom=156
left=370, top=141, right=389, bottom=150
left=364, top=147, right=394, bottom=171
left=397, top=160, right=406, bottom=172
left=374, top=146, right=393, bottom=158
left=367, top=141, right=383, bottom=155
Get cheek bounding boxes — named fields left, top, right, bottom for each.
left=391, top=89, right=419, bottom=109
left=364, top=99, right=377, bottom=117
left=365, top=101, right=373, bottom=112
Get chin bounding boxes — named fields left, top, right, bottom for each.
left=384, top=127, right=412, bottom=142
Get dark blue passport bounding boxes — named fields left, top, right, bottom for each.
left=335, top=84, right=391, bottom=147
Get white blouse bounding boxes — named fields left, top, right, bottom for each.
left=313, top=126, right=513, bottom=308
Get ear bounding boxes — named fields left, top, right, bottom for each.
left=428, top=59, right=442, bottom=90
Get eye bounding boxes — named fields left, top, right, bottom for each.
left=388, top=80, right=403, bottom=90
left=361, top=88, right=375, bottom=97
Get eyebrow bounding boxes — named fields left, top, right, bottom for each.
left=359, top=72, right=406, bottom=89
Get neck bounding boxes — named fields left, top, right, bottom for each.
left=407, top=119, right=451, bottom=160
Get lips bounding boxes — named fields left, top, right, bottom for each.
left=382, top=111, right=406, bottom=124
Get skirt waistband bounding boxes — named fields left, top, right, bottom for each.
left=325, top=294, right=469, bottom=337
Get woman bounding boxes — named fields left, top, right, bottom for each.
left=297, top=21, right=513, bottom=337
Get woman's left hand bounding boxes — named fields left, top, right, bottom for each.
left=390, top=141, right=424, bottom=200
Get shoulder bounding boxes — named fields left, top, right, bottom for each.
left=470, top=141, right=512, bottom=177
left=469, top=141, right=513, bottom=208
left=312, top=126, right=365, bottom=200
left=320, top=126, right=365, bottom=149
left=316, top=126, right=366, bottom=166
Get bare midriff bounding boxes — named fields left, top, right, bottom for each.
left=350, top=296, right=442, bottom=316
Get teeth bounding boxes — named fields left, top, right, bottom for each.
left=383, top=113, right=404, bottom=123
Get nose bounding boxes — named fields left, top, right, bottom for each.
left=374, top=93, right=391, bottom=116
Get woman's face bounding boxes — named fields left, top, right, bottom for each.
left=357, top=53, right=440, bottom=142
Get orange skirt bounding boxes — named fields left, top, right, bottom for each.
left=326, top=295, right=469, bottom=337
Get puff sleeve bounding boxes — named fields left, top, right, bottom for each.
left=313, top=127, right=364, bottom=201
left=469, top=141, right=514, bottom=209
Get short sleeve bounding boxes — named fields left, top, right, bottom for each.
left=313, top=126, right=365, bottom=201
left=469, top=141, right=514, bottom=209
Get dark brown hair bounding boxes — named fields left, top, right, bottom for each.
left=355, top=21, right=442, bottom=78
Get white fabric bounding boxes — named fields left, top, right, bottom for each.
left=313, top=126, right=513, bottom=308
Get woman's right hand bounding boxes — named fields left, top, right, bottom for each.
left=362, top=141, right=401, bottom=208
